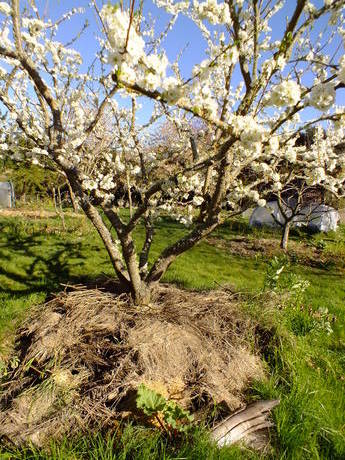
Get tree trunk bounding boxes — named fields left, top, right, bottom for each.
left=52, top=186, right=57, bottom=211
left=57, top=186, right=62, bottom=207
left=280, top=222, right=290, bottom=250
left=121, top=234, right=152, bottom=305
left=53, top=186, right=66, bottom=230
left=132, top=281, right=152, bottom=305
left=66, top=180, right=79, bottom=212
left=57, top=186, right=66, bottom=230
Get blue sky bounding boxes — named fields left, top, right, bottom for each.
left=15, top=1, right=345, bottom=124
left=36, top=0, right=206, bottom=76
left=37, top=1, right=341, bottom=73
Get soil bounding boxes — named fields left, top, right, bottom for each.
left=206, top=235, right=343, bottom=269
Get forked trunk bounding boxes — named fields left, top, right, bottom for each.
left=280, top=222, right=290, bottom=250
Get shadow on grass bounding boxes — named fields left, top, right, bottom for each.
left=0, top=231, right=105, bottom=298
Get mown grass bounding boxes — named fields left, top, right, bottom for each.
left=0, top=212, right=344, bottom=459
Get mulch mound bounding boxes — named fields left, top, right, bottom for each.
left=0, top=284, right=265, bottom=447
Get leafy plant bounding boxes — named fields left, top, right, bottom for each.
left=315, top=239, right=327, bottom=251
left=282, top=273, right=310, bottom=307
left=0, top=355, right=19, bottom=380
left=264, top=255, right=289, bottom=291
left=136, top=384, right=194, bottom=435
left=136, top=384, right=166, bottom=416
left=287, top=305, right=335, bottom=336
left=312, top=306, right=335, bottom=335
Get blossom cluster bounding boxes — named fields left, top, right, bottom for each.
left=192, top=0, right=231, bottom=25
left=309, top=82, right=336, bottom=111
left=0, top=2, right=11, bottom=16
left=102, top=5, right=169, bottom=92
left=264, top=81, right=301, bottom=107
left=0, top=0, right=345, bottom=232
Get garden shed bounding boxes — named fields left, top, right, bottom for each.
left=0, top=181, right=15, bottom=208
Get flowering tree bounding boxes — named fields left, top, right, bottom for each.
left=0, top=0, right=345, bottom=304
left=261, top=181, right=329, bottom=250
left=259, top=128, right=343, bottom=249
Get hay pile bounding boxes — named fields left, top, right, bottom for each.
left=0, top=284, right=265, bottom=446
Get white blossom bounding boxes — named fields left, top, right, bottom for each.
left=193, top=195, right=203, bottom=206
left=338, top=55, right=345, bottom=85
left=265, top=80, right=301, bottom=107
left=102, top=6, right=145, bottom=66
left=310, top=81, right=336, bottom=111
left=0, top=2, right=11, bottom=15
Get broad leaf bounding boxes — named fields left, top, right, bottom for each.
left=136, top=384, right=166, bottom=416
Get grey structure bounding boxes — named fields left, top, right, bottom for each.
left=0, top=181, right=15, bottom=208
left=249, top=201, right=339, bottom=232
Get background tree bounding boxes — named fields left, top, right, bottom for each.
left=259, top=127, right=342, bottom=249
left=0, top=131, right=77, bottom=209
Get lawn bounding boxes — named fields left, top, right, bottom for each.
left=0, top=211, right=344, bottom=459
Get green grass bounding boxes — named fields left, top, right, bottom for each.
left=0, top=213, right=344, bottom=458
left=1, top=425, right=262, bottom=460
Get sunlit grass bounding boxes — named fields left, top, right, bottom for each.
left=0, top=213, right=344, bottom=458
left=1, top=425, right=261, bottom=460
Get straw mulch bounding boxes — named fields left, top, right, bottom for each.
left=0, top=284, right=265, bottom=447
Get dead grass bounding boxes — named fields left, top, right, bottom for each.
left=0, top=284, right=265, bottom=447
left=0, top=209, right=81, bottom=218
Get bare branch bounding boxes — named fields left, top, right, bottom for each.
left=84, top=85, right=118, bottom=134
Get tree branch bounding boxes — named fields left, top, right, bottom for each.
left=11, top=0, right=23, bottom=55
left=112, top=75, right=230, bottom=130
left=146, top=216, right=219, bottom=284
left=0, top=45, right=63, bottom=138
left=84, top=85, right=118, bottom=134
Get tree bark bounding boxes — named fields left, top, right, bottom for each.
left=66, top=180, right=79, bottom=212
left=280, top=222, right=290, bottom=250
left=139, top=214, right=154, bottom=276
left=118, top=231, right=153, bottom=304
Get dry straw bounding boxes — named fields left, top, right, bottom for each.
left=0, top=284, right=265, bottom=446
